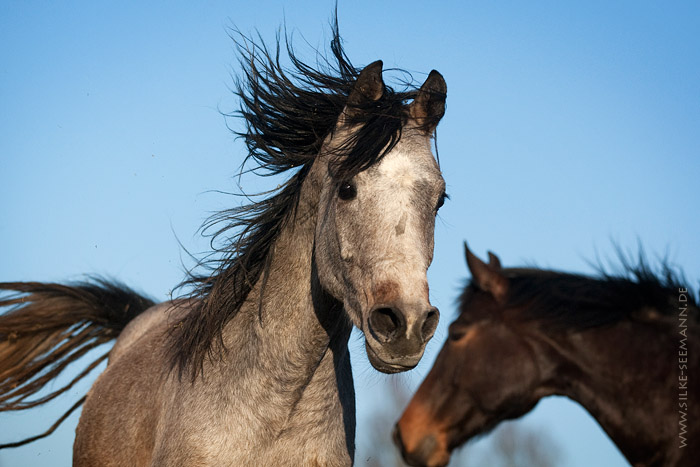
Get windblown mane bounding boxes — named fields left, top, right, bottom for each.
left=170, top=20, right=423, bottom=379
left=499, top=256, right=698, bottom=330
left=463, top=254, right=698, bottom=331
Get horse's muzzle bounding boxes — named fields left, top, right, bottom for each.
left=393, top=424, right=449, bottom=467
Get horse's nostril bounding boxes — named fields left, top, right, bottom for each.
left=421, top=308, right=440, bottom=341
left=369, top=307, right=402, bottom=342
left=392, top=424, right=404, bottom=451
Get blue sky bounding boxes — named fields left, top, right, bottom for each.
left=1, top=2, right=698, bottom=466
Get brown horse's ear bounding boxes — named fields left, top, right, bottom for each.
left=409, top=70, right=447, bottom=133
left=487, top=251, right=502, bottom=270
left=464, top=242, right=508, bottom=302
left=345, top=60, right=385, bottom=113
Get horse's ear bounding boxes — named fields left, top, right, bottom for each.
left=487, top=251, right=502, bottom=270
left=409, top=70, right=447, bottom=134
left=346, top=60, right=385, bottom=110
left=464, top=242, right=508, bottom=302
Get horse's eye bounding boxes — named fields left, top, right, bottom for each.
left=436, top=192, right=449, bottom=211
left=448, top=325, right=467, bottom=341
left=338, top=181, right=357, bottom=200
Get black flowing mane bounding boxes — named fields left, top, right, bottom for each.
left=497, top=258, right=698, bottom=330
left=170, top=20, right=423, bottom=379
left=465, top=256, right=698, bottom=331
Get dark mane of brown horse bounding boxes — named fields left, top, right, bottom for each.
left=464, top=258, right=698, bottom=330
left=170, top=18, right=443, bottom=380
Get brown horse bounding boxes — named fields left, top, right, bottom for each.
left=0, top=24, right=448, bottom=466
left=395, top=243, right=698, bottom=467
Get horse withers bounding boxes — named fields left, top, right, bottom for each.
left=0, top=24, right=447, bottom=466
left=395, top=243, right=699, bottom=467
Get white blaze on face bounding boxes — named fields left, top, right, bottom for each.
left=355, top=141, right=443, bottom=329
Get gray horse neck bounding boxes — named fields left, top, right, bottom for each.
left=208, top=160, right=355, bottom=456
left=543, top=308, right=699, bottom=466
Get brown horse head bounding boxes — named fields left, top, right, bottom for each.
left=395, top=242, right=699, bottom=466
left=394, top=243, right=550, bottom=466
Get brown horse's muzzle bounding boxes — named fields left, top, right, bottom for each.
left=393, top=423, right=450, bottom=467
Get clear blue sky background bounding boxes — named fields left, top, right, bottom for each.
left=1, top=2, right=698, bottom=466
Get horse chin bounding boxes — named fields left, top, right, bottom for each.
left=365, top=340, right=419, bottom=374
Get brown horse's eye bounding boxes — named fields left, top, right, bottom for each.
left=338, top=181, right=357, bottom=200
left=448, top=324, right=467, bottom=341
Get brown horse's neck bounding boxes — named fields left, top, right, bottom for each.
left=538, top=309, right=699, bottom=466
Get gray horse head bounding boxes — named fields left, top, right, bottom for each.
left=314, top=61, right=447, bottom=373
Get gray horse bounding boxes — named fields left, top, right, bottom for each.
left=0, top=26, right=447, bottom=466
